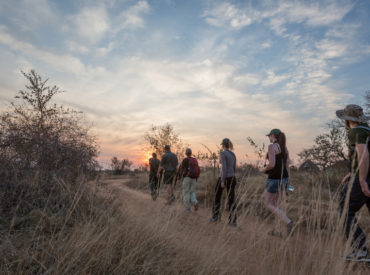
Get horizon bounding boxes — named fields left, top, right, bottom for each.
left=1, top=0, right=370, bottom=167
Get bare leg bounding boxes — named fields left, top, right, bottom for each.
left=264, top=190, right=291, bottom=224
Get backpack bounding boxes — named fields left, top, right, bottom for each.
left=187, top=157, right=200, bottom=179
left=356, top=125, right=370, bottom=152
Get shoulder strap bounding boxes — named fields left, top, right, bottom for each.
left=273, top=142, right=281, bottom=154
left=356, top=125, right=370, bottom=132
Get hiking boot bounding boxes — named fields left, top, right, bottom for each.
left=287, top=221, right=295, bottom=236
left=268, top=229, right=283, bottom=238
left=194, top=203, right=199, bottom=211
left=228, top=221, right=237, bottom=227
left=346, top=246, right=368, bottom=261
left=164, top=195, right=175, bottom=205
left=185, top=208, right=191, bottom=213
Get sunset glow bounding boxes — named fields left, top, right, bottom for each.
left=0, top=0, right=369, bottom=168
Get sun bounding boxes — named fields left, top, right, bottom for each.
left=141, top=151, right=153, bottom=165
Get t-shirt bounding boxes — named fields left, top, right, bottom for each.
left=220, top=150, right=236, bottom=183
left=348, top=124, right=370, bottom=177
left=160, top=151, right=178, bottom=172
left=149, top=158, right=160, bottom=174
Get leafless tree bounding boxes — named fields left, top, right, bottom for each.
left=0, top=70, right=99, bottom=182
left=144, top=123, right=185, bottom=158
left=298, top=120, right=347, bottom=170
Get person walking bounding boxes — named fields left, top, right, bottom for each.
left=178, top=148, right=200, bottom=212
left=157, top=145, right=178, bottom=205
left=210, top=138, right=237, bottom=226
left=336, top=104, right=370, bottom=261
left=149, top=153, right=160, bottom=200
left=261, top=129, right=293, bottom=236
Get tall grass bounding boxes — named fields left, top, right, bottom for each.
left=1, top=168, right=369, bottom=274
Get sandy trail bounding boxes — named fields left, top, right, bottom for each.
left=100, top=178, right=296, bottom=273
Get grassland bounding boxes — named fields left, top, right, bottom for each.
left=1, top=168, right=370, bottom=274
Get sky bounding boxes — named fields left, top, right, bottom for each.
left=0, top=0, right=369, bottom=167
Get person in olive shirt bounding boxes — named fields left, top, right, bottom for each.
left=178, top=148, right=199, bottom=212
left=157, top=145, right=178, bottom=205
left=336, top=104, right=370, bottom=261
left=149, top=153, right=160, bottom=198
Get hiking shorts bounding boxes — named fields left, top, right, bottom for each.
left=163, top=171, right=176, bottom=185
left=265, top=178, right=289, bottom=193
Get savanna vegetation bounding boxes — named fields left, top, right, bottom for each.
left=1, top=71, right=369, bottom=274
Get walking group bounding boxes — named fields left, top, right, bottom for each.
left=148, top=104, right=370, bottom=262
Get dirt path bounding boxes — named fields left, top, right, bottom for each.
left=100, top=178, right=298, bottom=273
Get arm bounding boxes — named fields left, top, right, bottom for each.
left=286, top=149, right=290, bottom=177
left=356, top=143, right=370, bottom=197
left=262, top=144, right=276, bottom=173
left=220, top=152, right=226, bottom=185
left=157, top=166, right=164, bottom=177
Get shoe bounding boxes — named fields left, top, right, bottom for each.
left=346, top=246, right=368, bottom=261
left=228, top=222, right=237, bottom=227
left=164, top=195, right=175, bottom=205
left=268, top=229, right=283, bottom=238
left=209, top=217, right=219, bottom=222
left=287, top=221, right=295, bottom=236
left=185, top=208, right=191, bottom=213
left=194, top=204, right=199, bottom=211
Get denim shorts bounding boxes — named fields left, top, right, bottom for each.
left=265, top=178, right=290, bottom=193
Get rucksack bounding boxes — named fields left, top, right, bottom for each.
left=187, top=157, right=200, bottom=179
left=356, top=125, right=370, bottom=152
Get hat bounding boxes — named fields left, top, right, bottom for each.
left=220, top=138, right=231, bottom=146
left=266, top=129, right=281, bottom=136
left=336, top=104, right=370, bottom=123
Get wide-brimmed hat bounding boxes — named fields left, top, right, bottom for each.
left=266, top=129, right=281, bottom=136
left=336, top=104, right=370, bottom=123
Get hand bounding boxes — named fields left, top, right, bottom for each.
left=221, top=182, right=225, bottom=189
left=360, top=180, right=370, bottom=197
left=341, top=173, right=351, bottom=186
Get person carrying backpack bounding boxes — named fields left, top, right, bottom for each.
left=261, top=129, right=294, bottom=236
left=178, top=148, right=199, bottom=212
left=210, top=138, right=237, bottom=226
left=149, top=153, right=160, bottom=199
left=157, top=145, right=178, bottom=205
left=336, top=104, right=370, bottom=261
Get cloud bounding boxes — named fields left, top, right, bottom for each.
left=0, top=26, right=86, bottom=74
left=203, top=2, right=254, bottom=29
left=115, top=0, right=150, bottom=31
left=0, top=0, right=56, bottom=32
left=203, top=1, right=353, bottom=34
left=68, top=5, right=109, bottom=44
left=261, top=70, right=290, bottom=87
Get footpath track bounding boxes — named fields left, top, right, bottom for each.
left=99, top=178, right=368, bottom=274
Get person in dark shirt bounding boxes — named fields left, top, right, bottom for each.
left=210, top=138, right=237, bottom=226
left=261, top=129, right=293, bottom=236
left=157, top=145, right=178, bottom=205
left=149, top=153, right=160, bottom=199
left=336, top=104, right=370, bottom=261
left=178, top=148, right=199, bottom=212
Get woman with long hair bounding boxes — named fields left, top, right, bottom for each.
left=210, top=138, right=237, bottom=226
left=262, top=129, right=293, bottom=235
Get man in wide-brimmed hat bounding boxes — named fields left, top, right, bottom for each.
left=336, top=104, right=370, bottom=261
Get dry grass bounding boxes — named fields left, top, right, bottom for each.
left=1, top=168, right=370, bottom=274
